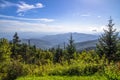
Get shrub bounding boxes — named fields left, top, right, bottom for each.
left=1, top=60, right=27, bottom=80
left=65, top=64, right=100, bottom=76
left=66, top=66, right=81, bottom=75
left=104, top=62, right=120, bottom=80
left=49, top=64, right=67, bottom=75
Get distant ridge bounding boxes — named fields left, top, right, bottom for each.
left=75, top=39, right=98, bottom=51
left=21, top=32, right=99, bottom=50
left=40, top=32, right=98, bottom=43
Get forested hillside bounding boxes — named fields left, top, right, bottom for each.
left=0, top=18, right=120, bottom=80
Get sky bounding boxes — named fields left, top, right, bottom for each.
left=0, top=0, right=120, bottom=34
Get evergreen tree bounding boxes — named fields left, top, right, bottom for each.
left=96, top=17, right=119, bottom=61
left=11, top=32, right=21, bottom=59
left=54, top=45, right=63, bottom=63
left=13, top=32, right=20, bottom=45
left=67, top=34, right=76, bottom=60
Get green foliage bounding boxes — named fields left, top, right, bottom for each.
left=49, top=64, right=67, bottom=75
left=96, top=17, right=119, bottom=61
left=16, top=75, right=107, bottom=80
left=66, top=64, right=99, bottom=76
left=53, top=45, right=63, bottom=63
left=65, top=51, right=104, bottom=76
left=35, top=50, right=53, bottom=65
left=0, top=38, right=11, bottom=63
left=49, top=51, right=105, bottom=76
left=104, top=62, right=120, bottom=80
left=1, top=60, right=27, bottom=80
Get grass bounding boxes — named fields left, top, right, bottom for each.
left=16, top=75, right=107, bottom=80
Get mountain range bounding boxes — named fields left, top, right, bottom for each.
left=0, top=32, right=99, bottom=51
left=20, top=32, right=99, bottom=50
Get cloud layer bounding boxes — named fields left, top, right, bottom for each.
left=0, top=14, right=54, bottom=22
left=0, top=19, right=106, bottom=33
left=0, top=20, right=62, bottom=33
left=0, top=0, right=44, bottom=12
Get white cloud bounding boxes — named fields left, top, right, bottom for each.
left=39, top=18, right=55, bottom=22
left=88, top=26, right=107, bottom=33
left=0, top=20, right=61, bottom=33
left=18, top=13, right=24, bottom=16
left=17, top=1, right=44, bottom=12
left=36, top=3, right=43, bottom=8
left=0, top=14, right=54, bottom=22
left=0, top=0, right=44, bottom=13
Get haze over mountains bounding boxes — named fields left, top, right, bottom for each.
left=0, top=32, right=99, bottom=50
left=20, top=32, right=99, bottom=50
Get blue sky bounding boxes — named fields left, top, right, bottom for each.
left=0, top=0, right=120, bottom=34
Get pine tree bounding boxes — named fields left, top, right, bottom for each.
left=11, top=32, right=21, bottom=59
left=67, top=34, right=76, bottom=60
left=13, top=32, right=20, bottom=45
left=96, top=17, right=119, bottom=61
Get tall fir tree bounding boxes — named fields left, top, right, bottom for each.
left=67, top=33, right=76, bottom=60
left=96, top=17, right=119, bottom=61
left=11, top=32, right=21, bottom=59
left=13, top=32, right=20, bottom=45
